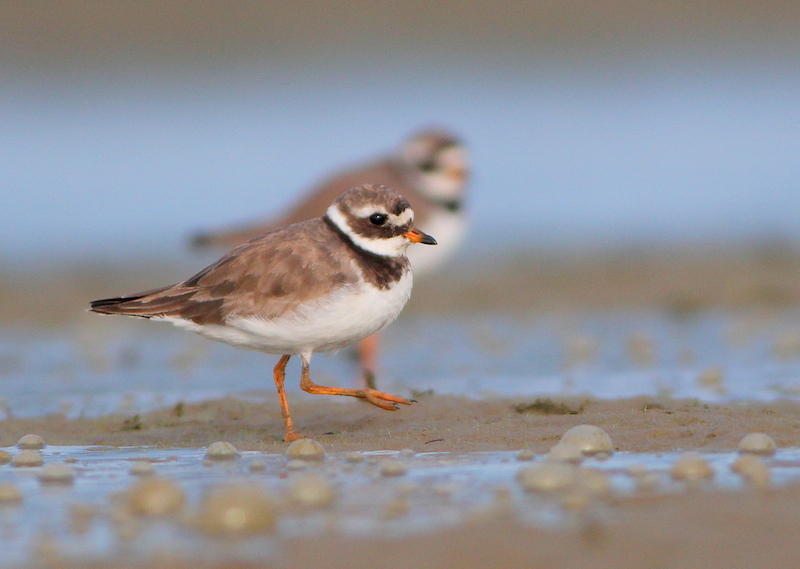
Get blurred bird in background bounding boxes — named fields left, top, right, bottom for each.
left=191, top=128, right=469, bottom=388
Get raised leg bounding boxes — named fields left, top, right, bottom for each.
left=357, top=333, right=380, bottom=390
left=272, top=355, right=303, bottom=442
left=299, top=355, right=412, bottom=410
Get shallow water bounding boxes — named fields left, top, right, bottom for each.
left=1, top=311, right=800, bottom=565
left=7, top=286, right=800, bottom=565
left=3, top=311, right=800, bottom=419
left=0, top=443, right=798, bottom=567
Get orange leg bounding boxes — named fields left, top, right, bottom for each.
left=357, top=333, right=380, bottom=390
left=300, top=357, right=412, bottom=410
left=272, top=355, right=303, bottom=442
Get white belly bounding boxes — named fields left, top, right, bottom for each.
left=408, top=211, right=467, bottom=275
left=159, top=272, right=413, bottom=356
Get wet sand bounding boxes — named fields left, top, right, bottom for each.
left=4, top=245, right=800, bottom=568
left=46, top=483, right=800, bottom=569
left=6, top=395, right=799, bottom=569
left=0, top=395, right=800, bottom=453
left=42, top=483, right=800, bottom=569
left=1, top=395, right=799, bottom=454
left=283, top=484, right=800, bottom=569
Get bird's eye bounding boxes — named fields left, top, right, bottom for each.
left=369, top=213, right=387, bottom=226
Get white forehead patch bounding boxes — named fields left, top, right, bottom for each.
left=394, top=208, right=414, bottom=225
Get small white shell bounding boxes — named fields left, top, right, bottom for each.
left=731, top=454, right=771, bottom=488
left=737, top=433, right=777, bottom=457
left=17, top=434, right=45, bottom=450
left=38, top=463, right=75, bottom=485
left=670, top=452, right=714, bottom=483
left=195, top=484, right=276, bottom=536
left=288, top=474, right=337, bottom=510
left=205, top=441, right=239, bottom=460
left=285, top=438, right=326, bottom=461
left=559, top=425, right=613, bottom=456
left=11, top=450, right=43, bottom=468
left=516, top=462, right=578, bottom=493
left=548, top=441, right=584, bottom=464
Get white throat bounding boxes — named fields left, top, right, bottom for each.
left=326, top=204, right=411, bottom=258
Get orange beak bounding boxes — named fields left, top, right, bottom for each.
left=403, top=227, right=437, bottom=245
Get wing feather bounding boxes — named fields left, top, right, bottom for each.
left=91, top=219, right=358, bottom=324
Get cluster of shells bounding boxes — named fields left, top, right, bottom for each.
left=0, top=434, right=424, bottom=540
left=515, top=424, right=779, bottom=504
left=515, top=424, right=615, bottom=511
left=0, top=426, right=783, bottom=543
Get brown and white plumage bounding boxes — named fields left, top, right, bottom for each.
left=188, top=129, right=467, bottom=387
left=93, top=220, right=364, bottom=325
left=90, top=184, right=436, bottom=441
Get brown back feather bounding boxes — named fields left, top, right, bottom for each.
left=91, top=218, right=360, bottom=325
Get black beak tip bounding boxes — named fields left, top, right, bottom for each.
left=421, top=234, right=437, bottom=245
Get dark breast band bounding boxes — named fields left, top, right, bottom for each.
left=323, top=215, right=409, bottom=290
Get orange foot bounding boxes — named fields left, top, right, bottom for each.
left=358, top=388, right=413, bottom=410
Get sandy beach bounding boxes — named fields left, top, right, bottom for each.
left=2, top=1, right=800, bottom=565
left=2, top=395, right=799, bottom=569
left=1, top=395, right=798, bottom=454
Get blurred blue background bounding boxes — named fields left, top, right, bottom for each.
left=1, top=2, right=800, bottom=414
left=2, top=2, right=799, bottom=270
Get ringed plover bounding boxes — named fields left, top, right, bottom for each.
left=90, top=184, right=436, bottom=442
left=191, top=128, right=468, bottom=387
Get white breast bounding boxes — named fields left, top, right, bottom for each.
left=159, top=271, right=414, bottom=356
